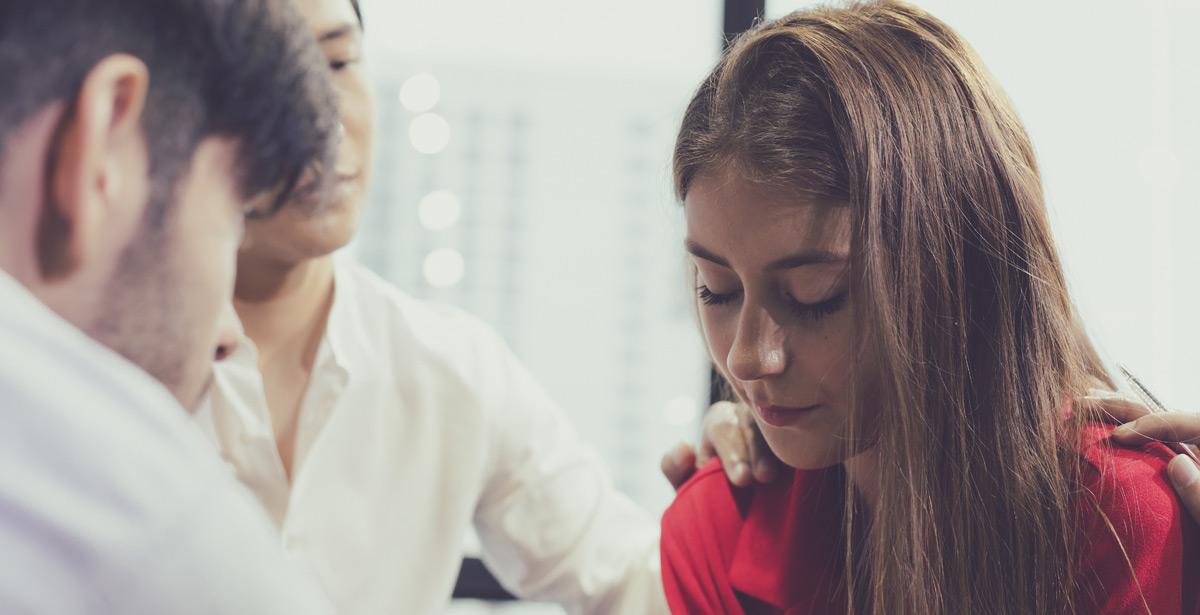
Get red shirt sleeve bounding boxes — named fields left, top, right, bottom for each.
left=1078, top=423, right=1200, bottom=614
left=660, top=461, right=748, bottom=615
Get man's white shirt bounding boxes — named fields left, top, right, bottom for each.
left=196, top=257, right=666, bottom=614
left=0, top=271, right=332, bottom=614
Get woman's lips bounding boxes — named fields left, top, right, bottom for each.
left=753, top=403, right=822, bottom=427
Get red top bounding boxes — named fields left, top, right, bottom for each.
left=661, top=423, right=1200, bottom=614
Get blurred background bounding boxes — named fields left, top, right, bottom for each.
left=345, top=0, right=1200, bottom=611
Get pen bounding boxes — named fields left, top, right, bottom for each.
left=1118, top=364, right=1200, bottom=464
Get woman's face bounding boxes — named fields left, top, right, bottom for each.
left=685, top=169, right=863, bottom=470
left=241, top=0, right=376, bottom=264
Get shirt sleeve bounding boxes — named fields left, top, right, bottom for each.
left=468, top=320, right=666, bottom=615
left=1078, top=427, right=1199, bottom=615
left=660, top=462, right=747, bottom=615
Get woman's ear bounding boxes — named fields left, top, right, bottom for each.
left=39, top=53, right=150, bottom=280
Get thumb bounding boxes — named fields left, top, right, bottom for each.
left=1168, top=455, right=1200, bottom=524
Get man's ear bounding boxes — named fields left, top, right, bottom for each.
left=39, top=54, right=150, bottom=280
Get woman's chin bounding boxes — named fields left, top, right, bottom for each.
left=763, top=429, right=849, bottom=470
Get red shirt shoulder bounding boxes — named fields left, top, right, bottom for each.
left=1077, top=423, right=1200, bottom=614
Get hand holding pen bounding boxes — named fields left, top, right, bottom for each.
left=1096, top=367, right=1200, bottom=523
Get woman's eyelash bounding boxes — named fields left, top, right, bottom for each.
left=697, top=286, right=849, bottom=321
left=330, top=58, right=359, bottom=71
left=789, top=292, right=848, bottom=321
left=697, top=286, right=739, bottom=306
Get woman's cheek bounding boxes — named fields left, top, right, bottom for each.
left=698, top=307, right=735, bottom=371
left=815, top=312, right=857, bottom=406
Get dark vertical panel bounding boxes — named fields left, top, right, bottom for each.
left=723, top=0, right=766, bottom=48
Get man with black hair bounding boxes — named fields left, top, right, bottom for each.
left=0, top=0, right=340, bottom=611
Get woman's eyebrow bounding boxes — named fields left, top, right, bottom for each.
left=765, top=251, right=847, bottom=270
left=685, top=239, right=729, bottom=267
left=685, top=239, right=846, bottom=270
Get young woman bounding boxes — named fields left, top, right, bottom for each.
left=660, top=2, right=1199, bottom=614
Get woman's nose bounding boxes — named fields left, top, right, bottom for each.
left=725, top=305, right=787, bottom=382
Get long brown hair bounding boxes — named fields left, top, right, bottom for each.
left=675, top=2, right=1117, bottom=613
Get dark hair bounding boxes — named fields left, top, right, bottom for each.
left=0, top=0, right=339, bottom=220
left=350, top=0, right=364, bottom=28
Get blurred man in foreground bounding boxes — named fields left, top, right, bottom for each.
left=0, top=0, right=340, bottom=611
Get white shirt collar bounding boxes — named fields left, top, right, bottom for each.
left=0, top=269, right=66, bottom=335
left=0, top=269, right=170, bottom=394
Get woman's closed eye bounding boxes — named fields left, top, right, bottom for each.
left=787, top=291, right=848, bottom=321
left=697, top=285, right=849, bottom=322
